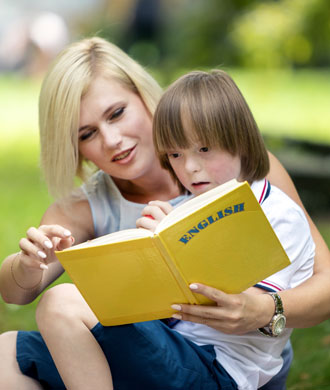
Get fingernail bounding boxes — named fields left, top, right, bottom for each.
left=172, top=314, right=182, bottom=320
left=40, top=263, right=49, bottom=270
left=189, top=283, right=198, bottom=290
left=37, top=251, right=47, bottom=259
left=171, top=304, right=182, bottom=311
left=64, top=229, right=71, bottom=237
left=44, top=240, right=53, bottom=249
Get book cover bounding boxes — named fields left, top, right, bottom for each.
left=56, top=180, right=290, bottom=326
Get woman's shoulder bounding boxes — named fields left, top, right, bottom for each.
left=42, top=196, right=94, bottom=243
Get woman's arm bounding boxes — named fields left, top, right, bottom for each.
left=0, top=198, right=94, bottom=305
left=267, top=152, right=330, bottom=327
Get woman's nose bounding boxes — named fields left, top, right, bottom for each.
left=100, top=126, right=122, bottom=149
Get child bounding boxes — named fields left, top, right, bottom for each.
left=136, top=69, right=315, bottom=389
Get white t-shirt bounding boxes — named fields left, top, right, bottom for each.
left=173, top=179, right=315, bottom=390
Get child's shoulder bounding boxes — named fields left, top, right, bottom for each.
left=251, top=179, right=306, bottom=219
left=251, top=179, right=312, bottom=241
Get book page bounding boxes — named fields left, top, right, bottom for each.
left=155, top=179, right=243, bottom=233
left=67, top=228, right=153, bottom=250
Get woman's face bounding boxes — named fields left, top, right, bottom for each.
left=78, top=76, right=157, bottom=181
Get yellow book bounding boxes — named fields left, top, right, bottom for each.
left=55, top=179, right=290, bottom=326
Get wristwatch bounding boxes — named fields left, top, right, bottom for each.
left=258, top=293, right=286, bottom=337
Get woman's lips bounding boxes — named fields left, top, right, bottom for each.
left=112, top=145, right=136, bottom=162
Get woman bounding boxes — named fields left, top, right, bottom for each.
left=0, top=37, right=329, bottom=389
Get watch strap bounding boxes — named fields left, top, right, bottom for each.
left=269, top=292, right=284, bottom=315
left=258, top=292, right=286, bottom=337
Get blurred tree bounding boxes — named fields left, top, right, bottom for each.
left=161, top=0, right=258, bottom=70
left=83, top=0, right=330, bottom=71
left=229, top=0, right=330, bottom=68
left=302, top=0, right=330, bottom=67
left=121, top=0, right=163, bottom=66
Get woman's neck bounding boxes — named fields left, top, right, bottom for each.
left=112, top=169, right=181, bottom=204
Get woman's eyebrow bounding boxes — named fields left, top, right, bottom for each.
left=102, top=105, right=115, bottom=119
left=78, top=124, right=91, bottom=133
left=102, top=101, right=126, bottom=120
left=78, top=104, right=119, bottom=132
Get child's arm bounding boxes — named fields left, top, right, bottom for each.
left=136, top=200, right=173, bottom=232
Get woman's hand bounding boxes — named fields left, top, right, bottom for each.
left=18, top=224, right=74, bottom=270
left=1, top=198, right=92, bottom=305
left=136, top=201, right=173, bottom=232
left=171, top=283, right=274, bottom=335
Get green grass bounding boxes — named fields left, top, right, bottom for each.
left=231, top=68, right=330, bottom=146
left=1, top=72, right=330, bottom=388
left=289, top=321, right=330, bottom=389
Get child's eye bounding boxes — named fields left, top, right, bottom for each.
left=108, top=107, right=124, bottom=122
left=168, top=152, right=181, bottom=159
left=79, top=128, right=97, bottom=142
left=199, top=147, right=209, bottom=153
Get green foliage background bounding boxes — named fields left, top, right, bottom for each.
left=96, top=0, right=330, bottom=72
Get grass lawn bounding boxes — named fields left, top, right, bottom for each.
left=1, top=71, right=330, bottom=388
left=231, top=68, right=330, bottom=146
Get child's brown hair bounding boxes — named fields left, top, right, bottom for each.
left=153, top=70, right=269, bottom=187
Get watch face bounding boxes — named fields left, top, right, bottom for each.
left=273, top=315, right=286, bottom=336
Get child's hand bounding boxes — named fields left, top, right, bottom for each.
left=18, top=224, right=75, bottom=270
left=136, top=200, right=173, bottom=232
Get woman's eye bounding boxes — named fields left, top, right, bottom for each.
left=199, top=146, right=209, bottom=153
left=108, top=107, right=124, bottom=121
left=79, top=129, right=96, bottom=142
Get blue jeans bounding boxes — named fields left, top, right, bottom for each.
left=17, top=321, right=237, bottom=390
left=17, top=321, right=292, bottom=389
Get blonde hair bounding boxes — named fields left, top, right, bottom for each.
left=39, top=36, right=162, bottom=199
left=153, top=69, right=269, bottom=185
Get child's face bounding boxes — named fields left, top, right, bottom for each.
left=167, top=145, right=242, bottom=196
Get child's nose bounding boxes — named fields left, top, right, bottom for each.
left=185, top=157, right=201, bottom=173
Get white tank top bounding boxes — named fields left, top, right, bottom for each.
left=82, top=170, right=187, bottom=237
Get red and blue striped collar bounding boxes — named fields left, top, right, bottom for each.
left=258, top=178, right=271, bottom=205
